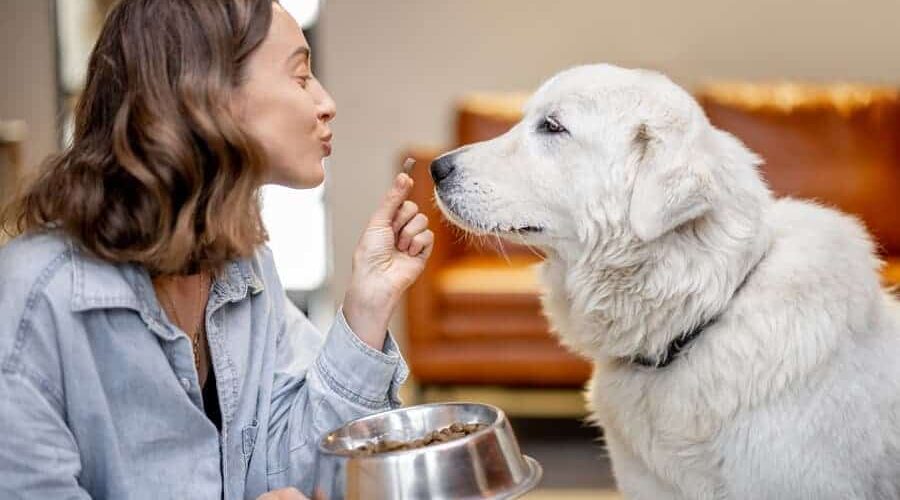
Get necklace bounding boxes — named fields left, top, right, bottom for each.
left=156, top=270, right=208, bottom=376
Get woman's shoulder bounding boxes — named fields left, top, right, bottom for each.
left=1, top=229, right=72, bottom=266
left=0, top=230, right=79, bottom=364
left=0, top=229, right=136, bottom=325
left=0, top=230, right=76, bottom=300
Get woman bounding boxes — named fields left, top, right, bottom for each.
left=0, top=1, right=433, bottom=499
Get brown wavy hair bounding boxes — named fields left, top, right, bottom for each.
left=1, top=0, right=277, bottom=275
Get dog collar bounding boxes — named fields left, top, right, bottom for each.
left=629, top=253, right=764, bottom=369
left=630, top=314, right=715, bottom=369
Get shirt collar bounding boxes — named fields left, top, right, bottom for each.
left=210, top=258, right=266, bottom=307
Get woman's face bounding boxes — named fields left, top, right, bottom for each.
left=236, top=3, right=336, bottom=188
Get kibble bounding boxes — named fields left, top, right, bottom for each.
left=402, top=157, right=416, bottom=175
left=346, top=422, right=488, bottom=457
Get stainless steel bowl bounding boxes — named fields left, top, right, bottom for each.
left=313, top=402, right=542, bottom=500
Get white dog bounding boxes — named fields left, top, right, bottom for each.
left=431, top=64, right=900, bottom=499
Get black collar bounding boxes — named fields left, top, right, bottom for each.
left=629, top=254, right=764, bottom=369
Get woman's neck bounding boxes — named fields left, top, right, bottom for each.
left=151, top=271, right=210, bottom=328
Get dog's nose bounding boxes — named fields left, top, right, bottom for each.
left=430, top=155, right=456, bottom=184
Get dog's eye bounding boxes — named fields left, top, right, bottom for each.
left=538, top=116, right=567, bottom=134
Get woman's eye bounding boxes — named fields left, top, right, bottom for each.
left=294, top=75, right=311, bottom=88
left=539, top=116, right=567, bottom=134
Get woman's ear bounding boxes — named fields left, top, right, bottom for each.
left=628, top=123, right=714, bottom=242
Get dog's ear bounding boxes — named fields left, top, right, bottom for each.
left=628, top=123, right=713, bottom=242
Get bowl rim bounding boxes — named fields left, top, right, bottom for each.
left=318, top=401, right=509, bottom=458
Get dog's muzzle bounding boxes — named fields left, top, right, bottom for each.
left=430, top=154, right=457, bottom=186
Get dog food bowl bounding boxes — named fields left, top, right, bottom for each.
left=313, top=402, right=542, bottom=500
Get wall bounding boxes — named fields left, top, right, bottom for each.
left=0, top=0, right=58, bottom=171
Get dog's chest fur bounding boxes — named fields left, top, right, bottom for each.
left=534, top=199, right=900, bottom=498
left=539, top=258, right=730, bottom=492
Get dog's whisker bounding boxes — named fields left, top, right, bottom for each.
left=477, top=233, right=490, bottom=252
left=512, top=229, right=546, bottom=260
left=494, top=233, right=512, bottom=264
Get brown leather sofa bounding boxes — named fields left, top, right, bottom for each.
left=404, top=85, right=900, bottom=390
left=697, top=83, right=900, bottom=285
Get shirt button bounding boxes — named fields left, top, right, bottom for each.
left=180, top=377, right=191, bottom=391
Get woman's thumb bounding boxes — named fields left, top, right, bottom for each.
left=256, top=487, right=309, bottom=500
left=368, top=174, right=413, bottom=227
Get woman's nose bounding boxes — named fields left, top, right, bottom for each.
left=316, top=81, right=337, bottom=123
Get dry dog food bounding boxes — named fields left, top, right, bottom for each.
left=402, top=157, right=416, bottom=175
left=347, top=422, right=488, bottom=457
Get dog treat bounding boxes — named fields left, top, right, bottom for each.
left=402, top=157, right=416, bottom=175
left=346, top=422, right=488, bottom=457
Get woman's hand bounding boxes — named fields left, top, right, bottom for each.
left=257, top=487, right=308, bottom=500
left=344, top=172, right=434, bottom=349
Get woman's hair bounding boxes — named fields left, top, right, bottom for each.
left=2, top=0, right=277, bottom=275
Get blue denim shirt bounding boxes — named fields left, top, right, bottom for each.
left=0, top=230, right=409, bottom=499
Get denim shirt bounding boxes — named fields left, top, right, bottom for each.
left=0, top=230, right=409, bottom=499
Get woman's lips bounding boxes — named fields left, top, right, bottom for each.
left=321, top=132, right=333, bottom=156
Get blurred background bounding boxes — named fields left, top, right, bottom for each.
left=2, top=1, right=899, bottom=497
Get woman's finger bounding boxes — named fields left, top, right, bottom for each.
left=368, top=174, right=413, bottom=228
left=391, top=200, right=419, bottom=237
left=257, top=487, right=308, bottom=500
left=398, top=213, right=429, bottom=252
left=408, top=229, right=434, bottom=257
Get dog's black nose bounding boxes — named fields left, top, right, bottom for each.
left=430, top=155, right=456, bottom=184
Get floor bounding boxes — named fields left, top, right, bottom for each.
left=512, top=417, right=620, bottom=499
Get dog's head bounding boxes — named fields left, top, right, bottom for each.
left=432, top=64, right=763, bottom=256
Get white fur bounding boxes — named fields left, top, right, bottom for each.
left=434, top=64, right=900, bottom=499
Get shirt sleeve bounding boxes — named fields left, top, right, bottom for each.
left=0, top=371, right=92, bottom=499
left=265, top=294, right=409, bottom=494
